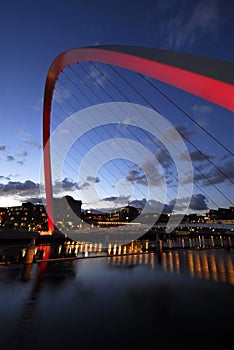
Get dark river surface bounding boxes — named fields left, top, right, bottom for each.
left=1, top=245, right=234, bottom=350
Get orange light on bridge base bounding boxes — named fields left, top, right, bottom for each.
left=38, top=230, right=53, bottom=236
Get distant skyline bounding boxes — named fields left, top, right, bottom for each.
left=0, top=0, right=233, bottom=214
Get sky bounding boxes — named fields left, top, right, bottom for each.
left=0, top=0, right=233, bottom=215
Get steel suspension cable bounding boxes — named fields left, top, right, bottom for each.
left=90, top=62, right=232, bottom=207
left=52, top=77, right=159, bottom=206
left=58, top=71, right=160, bottom=203
left=107, top=64, right=234, bottom=205
left=52, top=62, right=226, bottom=211
left=140, top=74, right=234, bottom=157
left=52, top=85, right=128, bottom=199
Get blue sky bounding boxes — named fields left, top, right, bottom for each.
left=0, top=0, right=233, bottom=213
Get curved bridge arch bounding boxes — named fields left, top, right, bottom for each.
left=43, top=45, right=234, bottom=232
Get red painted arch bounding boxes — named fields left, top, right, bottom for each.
left=43, top=45, right=234, bottom=232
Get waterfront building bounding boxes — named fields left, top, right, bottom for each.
left=0, top=196, right=233, bottom=233
left=207, top=207, right=234, bottom=221
left=53, top=195, right=82, bottom=231
left=0, top=202, right=48, bottom=231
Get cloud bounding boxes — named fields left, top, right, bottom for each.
left=25, top=140, right=42, bottom=149
left=0, top=146, right=6, bottom=151
left=175, top=125, right=194, bottom=140
left=0, top=180, right=40, bottom=197
left=141, top=161, right=165, bottom=186
left=6, top=155, right=15, bottom=162
left=102, top=195, right=130, bottom=206
left=17, top=151, right=28, bottom=157
left=53, top=85, right=71, bottom=104
left=189, top=150, right=214, bottom=163
left=13, top=126, right=42, bottom=156
left=31, top=97, right=43, bottom=112
left=53, top=177, right=99, bottom=193
left=126, top=169, right=147, bottom=186
left=189, top=194, right=208, bottom=211
left=86, top=64, right=108, bottom=88
left=0, top=175, right=11, bottom=181
left=130, top=198, right=166, bottom=214
left=126, top=161, right=164, bottom=187
left=86, top=176, right=100, bottom=183
left=16, top=151, right=28, bottom=165
left=12, top=126, right=42, bottom=151
left=99, top=193, right=209, bottom=214
left=156, top=148, right=172, bottom=167
left=53, top=178, right=78, bottom=193
left=77, top=182, right=90, bottom=190
left=191, top=104, right=212, bottom=116
left=168, top=193, right=208, bottom=212
left=160, top=125, right=194, bottom=147
left=23, top=197, right=44, bottom=205
left=161, top=0, right=222, bottom=48
left=5, top=150, right=29, bottom=165
left=12, top=127, right=30, bottom=139
left=129, top=198, right=147, bottom=208
left=190, top=104, right=212, bottom=128
left=157, top=0, right=178, bottom=12
left=194, top=158, right=234, bottom=186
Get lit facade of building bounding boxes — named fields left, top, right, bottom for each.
left=0, top=202, right=48, bottom=231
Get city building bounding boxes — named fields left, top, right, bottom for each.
left=0, top=198, right=233, bottom=232
left=206, top=207, right=234, bottom=223
left=53, top=195, right=82, bottom=231
left=0, top=202, right=48, bottom=231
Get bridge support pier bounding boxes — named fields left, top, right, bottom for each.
left=157, top=239, right=163, bottom=253
left=21, top=239, right=35, bottom=282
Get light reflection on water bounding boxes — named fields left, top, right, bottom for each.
left=1, top=248, right=234, bottom=349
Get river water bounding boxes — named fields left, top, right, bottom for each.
left=1, top=244, right=234, bottom=349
